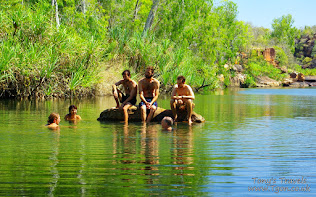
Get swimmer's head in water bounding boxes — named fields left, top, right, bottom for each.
left=69, top=105, right=77, bottom=114
left=161, top=116, right=173, bottom=130
left=48, top=113, right=60, bottom=124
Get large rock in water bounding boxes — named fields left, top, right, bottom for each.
left=97, top=106, right=205, bottom=123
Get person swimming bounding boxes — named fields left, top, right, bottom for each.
left=64, top=105, right=81, bottom=121
left=161, top=116, right=173, bottom=131
left=46, top=113, right=60, bottom=129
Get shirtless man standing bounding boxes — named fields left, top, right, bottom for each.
left=112, top=70, right=137, bottom=123
left=138, top=66, right=160, bottom=123
left=170, top=75, right=195, bottom=125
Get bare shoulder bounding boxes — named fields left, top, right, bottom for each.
left=172, top=84, right=178, bottom=92
left=115, top=79, right=124, bottom=85
left=47, top=123, right=59, bottom=129
left=153, top=78, right=160, bottom=85
left=185, top=84, right=193, bottom=90
left=131, top=79, right=138, bottom=86
left=64, top=114, right=70, bottom=120
left=186, top=84, right=194, bottom=95
left=138, top=77, right=145, bottom=84
left=186, top=84, right=194, bottom=92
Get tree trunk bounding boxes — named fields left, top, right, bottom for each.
left=132, top=0, right=141, bottom=23
left=51, top=0, right=54, bottom=27
left=55, top=0, right=60, bottom=29
left=82, top=0, right=86, bottom=14
left=52, top=0, right=60, bottom=29
left=142, top=0, right=159, bottom=35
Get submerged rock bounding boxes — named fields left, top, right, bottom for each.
left=97, top=106, right=205, bottom=123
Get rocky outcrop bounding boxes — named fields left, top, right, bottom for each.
left=305, top=76, right=316, bottom=81
left=295, top=34, right=316, bottom=58
left=255, top=76, right=280, bottom=87
left=97, top=106, right=205, bottom=123
left=263, top=48, right=276, bottom=62
left=229, top=73, right=246, bottom=87
left=231, top=64, right=244, bottom=73
left=295, top=33, right=316, bottom=69
left=289, top=82, right=310, bottom=87
left=283, top=73, right=316, bottom=87
left=297, top=73, right=305, bottom=82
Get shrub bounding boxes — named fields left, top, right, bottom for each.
left=274, top=46, right=289, bottom=67
left=302, top=57, right=312, bottom=65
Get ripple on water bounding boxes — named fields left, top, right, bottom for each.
left=0, top=93, right=315, bottom=196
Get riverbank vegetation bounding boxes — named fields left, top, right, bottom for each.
left=0, top=0, right=315, bottom=98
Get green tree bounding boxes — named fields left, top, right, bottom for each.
left=249, top=25, right=271, bottom=48
left=271, top=14, right=299, bottom=53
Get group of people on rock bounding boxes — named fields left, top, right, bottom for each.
left=112, top=66, right=195, bottom=126
left=46, top=66, right=195, bottom=130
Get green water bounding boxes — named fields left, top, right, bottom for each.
left=0, top=88, right=315, bottom=196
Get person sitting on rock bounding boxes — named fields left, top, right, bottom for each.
left=112, top=70, right=137, bottom=123
left=170, top=75, right=195, bottom=125
left=161, top=116, right=173, bottom=131
left=46, top=113, right=61, bottom=129
left=64, top=105, right=82, bottom=121
left=138, top=66, right=160, bottom=123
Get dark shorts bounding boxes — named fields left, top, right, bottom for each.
left=139, top=97, right=158, bottom=108
left=122, top=94, right=137, bottom=105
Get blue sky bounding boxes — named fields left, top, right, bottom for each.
left=222, top=0, right=316, bottom=29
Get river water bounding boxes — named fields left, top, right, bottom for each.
left=0, top=88, right=315, bottom=196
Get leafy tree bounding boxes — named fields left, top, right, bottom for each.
left=249, top=25, right=271, bottom=49
left=271, top=14, right=299, bottom=53
left=301, top=25, right=316, bottom=36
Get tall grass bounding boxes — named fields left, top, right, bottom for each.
left=0, top=1, right=104, bottom=98
left=112, top=29, right=220, bottom=91
left=2, top=1, right=307, bottom=99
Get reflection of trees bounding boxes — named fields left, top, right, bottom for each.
left=194, top=93, right=314, bottom=132
left=1, top=93, right=315, bottom=196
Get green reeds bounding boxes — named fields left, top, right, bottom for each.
left=0, top=1, right=105, bottom=98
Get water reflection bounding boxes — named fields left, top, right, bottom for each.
left=107, top=122, right=201, bottom=194
left=49, top=131, right=60, bottom=196
left=172, top=126, right=194, bottom=175
left=0, top=89, right=315, bottom=196
left=141, top=124, right=159, bottom=167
